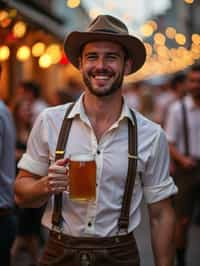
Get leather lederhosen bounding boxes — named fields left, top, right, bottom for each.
left=39, top=103, right=140, bottom=266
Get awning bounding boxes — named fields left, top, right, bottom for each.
left=1, top=0, right=66, bottom=39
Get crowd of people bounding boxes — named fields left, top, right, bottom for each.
left=0, top=14, right=200, bottom=266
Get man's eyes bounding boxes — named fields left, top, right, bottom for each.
left=85, top=55, right=96, bottom=61
left=86, top=54, right=119, bottom=60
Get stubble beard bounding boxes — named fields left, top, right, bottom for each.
left=82, top=71, right=124, bottom=97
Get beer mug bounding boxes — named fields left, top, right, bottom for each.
left=68, top=153, right=96, bottom=202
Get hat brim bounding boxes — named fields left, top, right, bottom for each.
left=64, top=31, right=146, bottom=75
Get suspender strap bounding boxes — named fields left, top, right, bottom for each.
left=52, top=103, right=74, bottom=228
left=181, top=100, right=189, bottom=156
left=52, top=106, right=138, bottom=234
left=118, top=109, right=138, bottom=232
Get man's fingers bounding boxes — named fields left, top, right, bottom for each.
left=55, top=158, right=69, bottom=166
left=45, top=178, right=68, bottom=193
left=48, top=165, right=66, bottom=174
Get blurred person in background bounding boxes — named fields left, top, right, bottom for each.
left=139, top=85, right=156, bottom=121
left=15, top=81, right=48, bottom=124
left=11, top=99, right=43, bottom=266
left=15, top=15, right=177, bottom=266
left=122, top=81, right=141, bottom=110
left=49, top=89, right=74, bottom=106
left=0, top=64, right=16, bottom=266
left=154, top=78, right=175, bottom=125
left=165, top=64, right=200, bottom=266
left=170, top=72, right=187, bottom=101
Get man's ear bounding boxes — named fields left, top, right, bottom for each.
left=124, top=59, right=133, bottom=75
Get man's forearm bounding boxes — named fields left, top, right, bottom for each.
left=149, top=199, right=176, bottom=266
left=15, top=171, right=51, bottom=208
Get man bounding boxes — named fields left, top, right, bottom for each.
left=165, top=64, right=200, bottom=266
left=0, top=65, right=16, bottom=266
left=15, top=15, right=177, bottom=266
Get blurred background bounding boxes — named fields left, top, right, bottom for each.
left=0, top=0, right=199, bottom=104
left=0, top=1, right=199, bottom=266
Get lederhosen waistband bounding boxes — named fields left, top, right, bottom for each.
left=40, top=103, right=140, bottom=266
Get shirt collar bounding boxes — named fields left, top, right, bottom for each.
left=67, top=93, right=135, bottom=126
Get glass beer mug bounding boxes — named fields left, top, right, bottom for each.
left=68, top=153, right=96, bottom=202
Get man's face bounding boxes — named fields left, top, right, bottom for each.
left=79, top=41, right=129, bottom=97
left=187, top=70, right=200, bottom=99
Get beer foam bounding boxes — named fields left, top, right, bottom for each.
left=70, top=153, right=95, bottom=162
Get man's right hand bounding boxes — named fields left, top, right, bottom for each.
left=179, top=155, right=197, bottom=169
left=46, top=158, right=69, bottom=194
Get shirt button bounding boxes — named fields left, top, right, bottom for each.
left=97, top=150, right=100, bottom=155
left=88, top=222, right=92, bottom=227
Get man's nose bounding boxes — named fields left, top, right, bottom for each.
left=95, top=57, right=105, bottom=69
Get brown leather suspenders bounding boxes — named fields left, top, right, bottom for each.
left=52, top=104, right=138, bottom=234
left=181, top=100, right=189, bottom=156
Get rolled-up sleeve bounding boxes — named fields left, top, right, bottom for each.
left=18, top=111, right=49, bottom=176
left=143, top=128, right=177, bottom=203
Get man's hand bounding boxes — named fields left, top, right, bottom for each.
left=179, top=156, right=196, bottom=169
left=46, top=158, right=69, bottom=194
left=15, top=158, right=69, bottom=207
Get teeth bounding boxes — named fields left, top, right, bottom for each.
left=94, top=76, right=109, bottom=80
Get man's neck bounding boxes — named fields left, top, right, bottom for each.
left=83, top=92, right=123, bottom=122
left=83, top=92, right=123, bottom=141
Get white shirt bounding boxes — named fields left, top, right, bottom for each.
left=165, top=95, right=200, bottom=157
left=18, top=94, right=177, bottom=237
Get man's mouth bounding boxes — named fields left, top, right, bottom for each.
left=92, top=75, right=110, bottom=80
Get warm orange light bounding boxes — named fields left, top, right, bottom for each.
left=13, top=21, right=27, bottom=38
left=192, top=34, right=200, bottom=45
left=32, top=42, right=46, bottom=57
left=154, top=33, right=166, bottom=45
left=66, top=0, right=80, bottom=8
left=0, top=46, right=10, bottom=61
left=39, top=54, right=52, bottom=68
left=46, top=44, right=62, bottom=64
left=9, top=9, right=17, bottom=18
left=16, top=46, right=31, bottom=61
left=147, top=20, right=158, bottom=31
left=175, top=33, right=186, bottom=45
left=144, top=42, right=152, bottom=57
left=165, top=27, right=176, bottom=39
left=0, top=11, right=8, bottom=21
left=184, top=0, right=194, bottom=4
left=157, top=46, right=169, bottom=58
left=140, top=24, right=154, bottom=37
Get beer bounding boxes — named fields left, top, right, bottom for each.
left=68, top=154, right=96, bottom=202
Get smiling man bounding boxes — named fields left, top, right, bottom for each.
left=15, top=15, right=177, bottom=266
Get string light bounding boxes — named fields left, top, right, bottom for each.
left=39, top=54, right=52, bottom=68
left=175, top=33, right=186, bottom=45
left=140, top=24, right=154, bottom=37
left=184, top=0, right=194, bottom=4
left=32, top=42, right=46, bottom=57
left=165, top=27, right=176, bottom=39
left=0, top=46, right=10, bottom=61
left=66, top=0, right=80, bottom=8
left=192, top=34, right=200, bottom=45
left=46, top=44, right=62, bottom=64
left=16, top=46, right=30, bottom=61
left=12, top=21, right=27, bottom=38
left=154, top=33, right=166, bottom=45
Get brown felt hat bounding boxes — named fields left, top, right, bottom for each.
left=64, top=14, right=146, bottom=75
